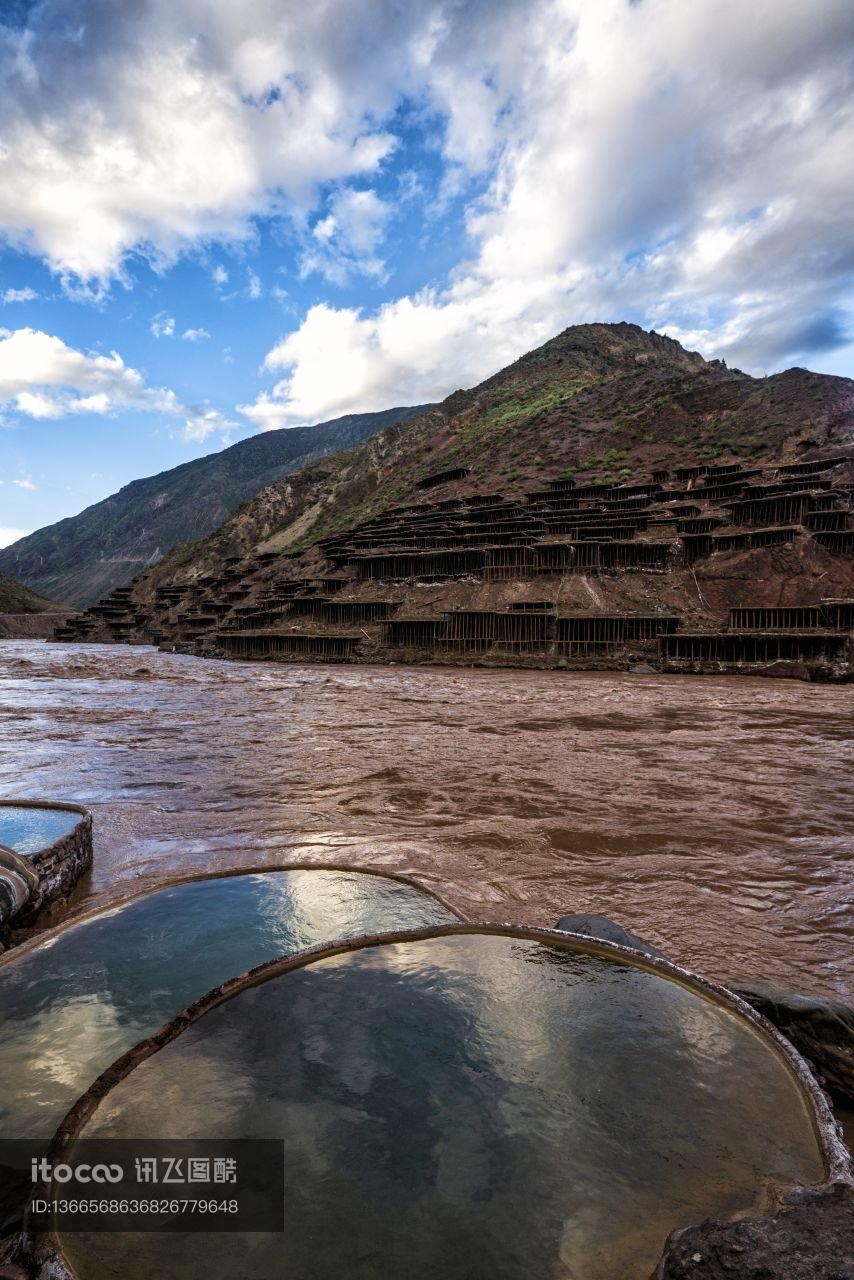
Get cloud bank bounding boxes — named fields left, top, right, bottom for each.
left=0, top=328, right=232, bottom=439
left=1, top=0, right=853, bottom=431
left=241, top=0, right=854, bottom=425
left=0, top=527, right=31, bottom=549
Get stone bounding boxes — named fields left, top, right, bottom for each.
left=652, top=1181, right=854, bottom=1279
left=552, top=912, right=667, bottom=959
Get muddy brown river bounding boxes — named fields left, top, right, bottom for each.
left=0, top=640, right=851, bottom=999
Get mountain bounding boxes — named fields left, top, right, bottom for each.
left=59, top=322, right=854, bottom=677
left=145, top=322, right=854, bottom=573
left=0, top=570, right=60, bottom=614
left=0, top=405, right=425, bottom=607
left=0, top=569, right=71, bottom=637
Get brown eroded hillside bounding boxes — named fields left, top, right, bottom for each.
left=0, top=570, right=69, bottom=637
left=58, top=323, right=854, bottom=678
left=146, top=323, right=853, bottom=576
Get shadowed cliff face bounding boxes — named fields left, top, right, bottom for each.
left=1, top=640, right=851, bottom=1001
left=0, top=405, right=425, bottom=607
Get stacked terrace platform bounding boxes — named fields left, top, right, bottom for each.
left=289, top=598, right=396, bottom=623
left=217, top=631, right=362, bottom=661
left=411, top=610, right=682, bottom=655
left=313, top=460, right=852, bottom=590
left=53, top=449, right=853, bottom=677
left=660, top=631, right=848, bottom=667
left=54, top=585, right=141, bottom=643
left=53, top=614, right=98, bottom=642
left=659, top=597, right=853, bottom=672
left=729, top=606, right=826, bottom=630
left=214, top=607, right=685, bottom=664
left=209, top=588, right=852, bottom=673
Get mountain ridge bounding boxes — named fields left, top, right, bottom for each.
left=144, top=322, right=854, bottom=581
left=0, top=404, right=425, bottom=606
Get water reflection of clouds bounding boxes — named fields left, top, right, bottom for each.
left=0, top=870, right=454, bottom=1142
left=90, top=1025, right=255, bottom=1141
left=0, top=993, right=132, bottom=1139
left=67, top=934, right=827, bottom=1280
left=253, top=867, right=452, bottom=952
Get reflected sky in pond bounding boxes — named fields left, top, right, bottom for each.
left=68, top=933, right=826, bottom=1280
left=0, top=870, right=456, bottom=1140
left=0, top=804, right=80, bottom=856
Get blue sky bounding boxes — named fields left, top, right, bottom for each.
left=0, top=103, right=471, bottom=537
left=1, top=0, right=853, bottom=545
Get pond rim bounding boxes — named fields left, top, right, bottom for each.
left=0, top=797, right=89, bottom=857
left=26, top=919, right=852, bottom=1277
left=0, top=861, right=466, bottom=971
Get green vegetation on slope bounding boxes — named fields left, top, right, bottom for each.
left=0, top=570, right=61, bottom=614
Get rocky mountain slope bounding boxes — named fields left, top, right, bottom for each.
left=56, top=323, right=854, bottom=678
left=0, top=570, right=59, bottom=614
left=0, top=405, right=424, bottom=607
left=146, top=322, right=854, bottom=574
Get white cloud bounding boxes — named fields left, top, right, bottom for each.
left=301, top=188, right=392, bottom=283
left=153, top=318, right=211, bottom=342
left=14, top=390, right=64, bottom=419
left=0, top=527, right=30, bottom=548
left=150, top=312, right=175, bottom=338
left=0, top=0, right=852, bottom=411
left=2, top=286, right=37, bottom=303
left=247, top=270, right=262, bottom=300
left=242, top=287, right=557, bottom=426
left=12, top=478, right=36, bottom=489
left=238, top=0, right=854, bottom=425
left=0, top=1, right=404, bottom=286
left=237, top=392, right=292, bottom=432
left=0, top=327, right=231, bottom=442
left=182, top=406, right=237, bottom=442
left=0, top=328, right=178, bottom=419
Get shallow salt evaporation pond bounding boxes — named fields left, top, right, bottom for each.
left=61, top=930, right=829, bottom=1280
left=0, top=804, right=80, bottom=856
left=0, top=869, right=455, bottom=1140
left=0, top=640, right=851, bottom=998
